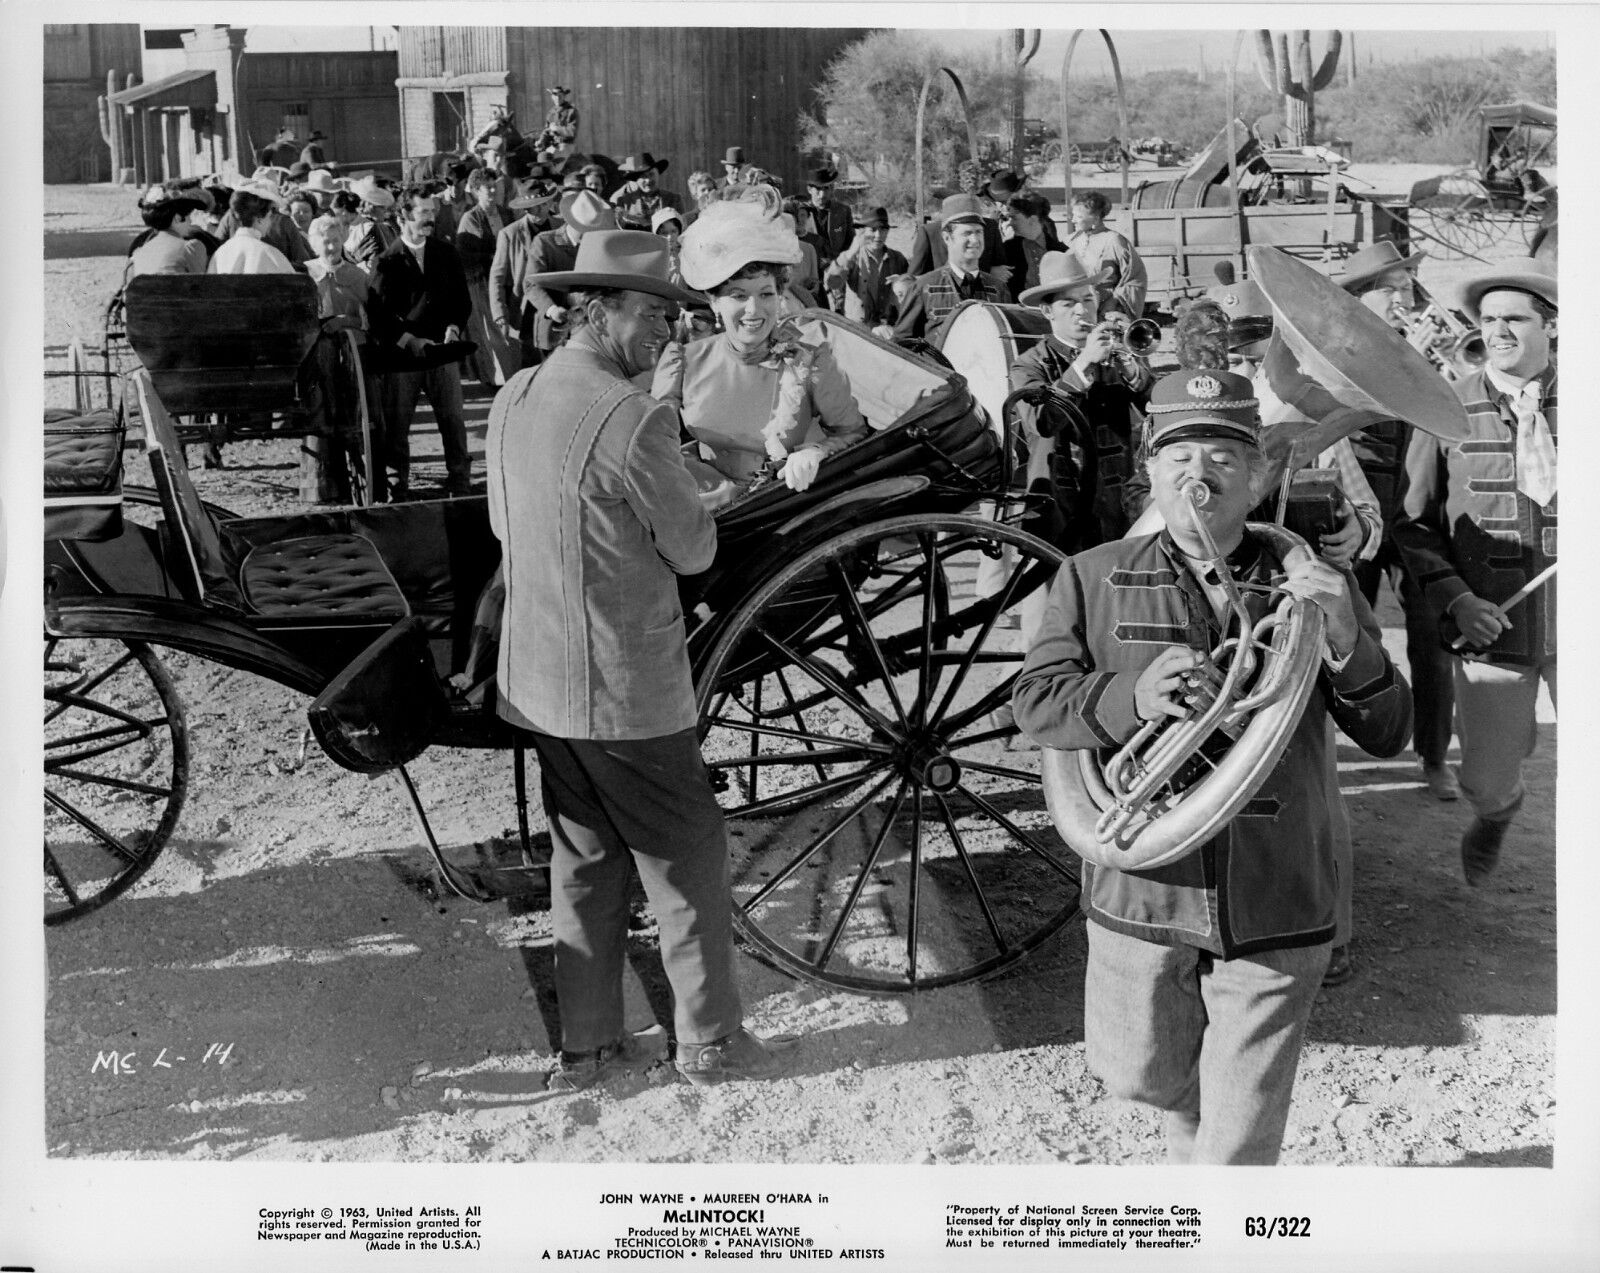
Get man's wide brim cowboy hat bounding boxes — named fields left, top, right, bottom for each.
left=806, top=166, right=839, bottom=187
left=304, top=169, right=340, bottom=196
left=1457, top=255, right=1557, bottom=323
left=1338, top=239, right=1426, bottom=293
left=619, top=153, right=669, bottom=176
left=510, top=180, right=561, bottom=210
left=853, top=206, right=890, bottom=230
left=233, top=178, right=289, bottom=209
left=1018, top=250, right=1109, bottom=305
left=529, top=229, right=695, bottom=304
left=349, top=176, right=394, bottom=208
left=558, top=189, right=618, bottom=233
left=982, top=170, right=1027, bottom=199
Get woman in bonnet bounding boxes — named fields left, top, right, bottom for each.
left=656, top=185, right=867, bottom=503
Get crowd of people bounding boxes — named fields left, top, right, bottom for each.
left=125, top=132, right=1554, bottom=1156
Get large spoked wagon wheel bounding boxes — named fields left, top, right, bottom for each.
left=337, top=328, right=376, bottom=507
left=696, top=514, right=1081, bottom=994
left=44, top=638, right=189, bottom=924
left=1423, top=196, right=1492, bottom=255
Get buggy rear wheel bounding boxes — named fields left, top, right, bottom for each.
left=44, top=638, right=189, bottom=924
left=695, top=514, right=1080, bottom=993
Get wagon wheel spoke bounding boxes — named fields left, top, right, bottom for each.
left=45, top=789, right=149, bottom=867
left=754, top=623, right=899, bottom=741
left=913, top=532, right=938, bottom=727
left=47, top=766, right=179, bottom=800
left=930, top=547, right=1034, bottom=725
left=932, top=793, right=1011, bottom=959
left=904, top=791, right=925, bottom=983
left=941, top=673, right=1022, bottom=740
left=727, top=757, right=895, bottom=821
left=42, top=846, right=82, bottom=908
left=953, top=782, right=1080, bottom=883
left=44, top=648, right=137, bottom=726
left=773, top=668, right=831, bottom=784
left=827, top=559, right=910, bottom=731
left=950, top=756, right=1039, bottom=784
left=742, top=769, right=899, bottom=911
left=703, top=714, right=894, bottom=756
left=813, top=777, right=911, bottom=970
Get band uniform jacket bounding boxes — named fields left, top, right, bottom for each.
left=366, top=236, right=472, bottom=355
left=892, top=266, right=1005, bottom=345
left=1393, top=364, right=1557, bottom=668
left=1013, top=530, right=1412, bottom=957
left=485, top=346, right=717, bottom=740
left=1008, top=335, right=1152, bottom=552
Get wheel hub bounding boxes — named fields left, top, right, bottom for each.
left=901, top=738, right=961, bottom=793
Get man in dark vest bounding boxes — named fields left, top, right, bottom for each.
left=803, top=166, right=854, bottom=268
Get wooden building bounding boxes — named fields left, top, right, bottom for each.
left=106, top=25, right=401, bottom=186
left=42, top=23, right=142, bottom=183
left=395, top=26, right=868, bottom=192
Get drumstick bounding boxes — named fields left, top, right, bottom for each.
left=1449, top=562, right=1557, bottom=650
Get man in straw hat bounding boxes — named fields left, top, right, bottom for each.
left=893, top=193, right=1007, bottom=345
left=1010, top=249, right=1152, bottom=554
left=1015, top=368, right=1411, bottom=1164
left=1330, top=240, right=1462, bottom=804
left=492, top=188, right=615, bottom=366
left=486, top=230, right=799, bottom=1092
left=1394, top=256, right=1557, bottom=886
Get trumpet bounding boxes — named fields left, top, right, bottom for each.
left=1405, top=301, right=1484, bottom=380
left=1106, top=316, right=1163, bottom=358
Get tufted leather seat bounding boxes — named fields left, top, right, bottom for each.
left=238, top=533, right=409, bottom=625
left=45, top=408, right=125, bottom=542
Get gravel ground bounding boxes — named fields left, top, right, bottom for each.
left=32, top=176, right=1560, bottom=1175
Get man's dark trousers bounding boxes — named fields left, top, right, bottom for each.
left=529, top=727, right=744, bottom=1054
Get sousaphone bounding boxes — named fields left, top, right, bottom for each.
left=1041, top=245, right=1471, bottom=871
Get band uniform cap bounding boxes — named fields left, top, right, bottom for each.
left=619, top=152, right=669, bottom=176
left=233, top=177, right=289, bottom=210
left=1144, top=368, right=1262, bottom=449
left=509, top=179, right=561, bottom=210
left=651, top=206, right=685, bottom=235
left=678, top=185, right=803, bottom=291
left=724, top=146, right=746, bottom=165
left=983, top=169, right=1027, bottom=199
left=1457, top=255, right=1557, bottom=323
left=1338, top=239, right=1426, bottom=293
left=938, top=193, right=988, bottom=229
left=1018, top=250, right=1108, bottom=305
left=527, top=229, right=695, bottom=305
left=559, top=189, right=619, bottom=233
left=806, top=166, right=839, bottom=187
left=853, top=206, right=890, bottom=230
left=349, top=175, right=393, bottom=208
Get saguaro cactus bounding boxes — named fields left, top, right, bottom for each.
left=1253, top=30, right=1342, bottom=147
left=1009, top=29, right=1041, bottom=172
left=98, top=68, right=123, bottom=182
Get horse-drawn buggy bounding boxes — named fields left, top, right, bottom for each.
left=1408, top=101, right=1558, bottom=261
left=44, top=305, right=1085, bottom=997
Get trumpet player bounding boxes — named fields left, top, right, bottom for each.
left=1014, top=369, right=1412, bottom=1165
left=1394, top=258, right=1557, bottom=886
left=1009, top=250, right=1153, bottom=555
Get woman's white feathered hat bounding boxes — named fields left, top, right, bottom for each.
left=677, top=184, right=802, bottom=292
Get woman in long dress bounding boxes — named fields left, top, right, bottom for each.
left=455, top=170, right=524, bottom=386
left=655, top=186, right=868, bottom=507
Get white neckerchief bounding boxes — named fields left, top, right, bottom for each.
left=1485, top=364, right=1556, bottom=506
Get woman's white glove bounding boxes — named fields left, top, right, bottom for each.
left=780, top=446, right=824, bottom=491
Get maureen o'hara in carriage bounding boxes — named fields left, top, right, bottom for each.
left=648, top=185, right=870, bottom=509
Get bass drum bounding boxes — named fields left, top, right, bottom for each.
left=935, top=301, right=1052, bottom=441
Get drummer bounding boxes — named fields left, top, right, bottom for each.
left=1008, top=250, right=1153, bottom=556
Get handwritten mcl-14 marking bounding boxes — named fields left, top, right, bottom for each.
left=91, top=1042, right=235, bottom=1074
